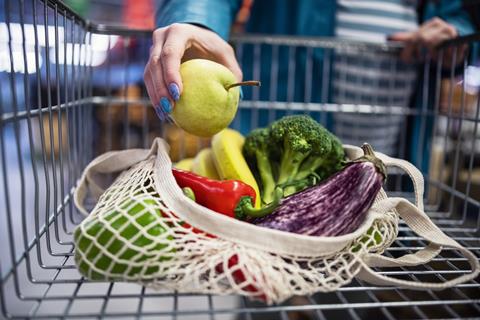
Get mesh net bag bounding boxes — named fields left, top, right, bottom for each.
left=73, top=138, right=479, bottom=304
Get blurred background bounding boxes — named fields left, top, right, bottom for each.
left=2, top=0, right=479, bottom=206
left=1, top=0, right=480, bottom=319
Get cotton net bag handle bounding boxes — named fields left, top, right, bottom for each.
left=356, top=152, right=480, bottom=289
left=73, top=140, right=164, bottom=216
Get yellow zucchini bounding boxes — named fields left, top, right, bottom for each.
left=174, top=158, right=194, bottom=171
left=211, top=129, right=261, bottom=208
left=191, top=148, right=220, bottom=179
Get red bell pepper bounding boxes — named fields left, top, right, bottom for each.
left=214, top=254, right=267, bottom=301
left=173, top=168, right=281, bottom=219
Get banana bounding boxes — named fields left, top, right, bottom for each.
left=191, top=148, right=220, bottom=179
left=211, top=129, right=261, bottom=208
left=174, top=158, right=194, bottom=171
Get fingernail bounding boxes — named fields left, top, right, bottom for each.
left=239, top=87, right=244, bottom=100
left=168, top=83, right=180, bottom=101
left=154, top=104, right=166, bottom=121
left=160, top=97, right=172, bottom=113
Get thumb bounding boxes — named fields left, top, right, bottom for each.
left=388, top=31, right=415, bottom=42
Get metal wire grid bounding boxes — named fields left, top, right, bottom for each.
left=0, top=0, right=479, bottom=318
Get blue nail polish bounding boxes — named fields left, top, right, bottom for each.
left=160, top=97, right=172, bottom=113
left=239, top=87, right=244, bottom=100
left=154, top=104, right=166, bottom=121
left=168, top=83, right=180, bottom=101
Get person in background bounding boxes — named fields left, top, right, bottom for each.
left=144, top=0, right=476, bottom=168
left=330, top=2, right=470, bottom=157
left=331, top=0, right=421, bottom=156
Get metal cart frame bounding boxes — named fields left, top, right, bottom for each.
left=1, top=0, right=479, bottom=318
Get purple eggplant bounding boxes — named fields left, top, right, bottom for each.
left=252, top=144, right=386, bottom=237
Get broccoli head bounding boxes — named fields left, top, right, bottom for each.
left=243, top=114, right=346, bottom=204
left=319, top=135, right=345, bottom=178
left=295, top=128, right=345, bottom=181
left=269, top=115, right=332, bottom=183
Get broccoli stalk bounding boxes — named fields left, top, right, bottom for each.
left=280, top=153, right=313, bottom=197
left=256, top=150, right=276, bottom=204
left=294, top=138, right=344, bottom=180
left=243, top=128, right=277, bottom=204
left=294, top=156, right=329, bottom=180
left=276, top=139, right=311, bottom=185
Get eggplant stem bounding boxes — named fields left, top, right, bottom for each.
left=352, top=143, right=387, bottom=181
left=361, top=143, right=375, bottom=157
left=226, top=80, right=261, bottom=90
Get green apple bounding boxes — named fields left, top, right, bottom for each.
left=172, top=59, right=259, bottom=137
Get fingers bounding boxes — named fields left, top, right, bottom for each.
left=145, top=27, right=176, bottom=117
left=419, top=18, right=458, bottom=65
left=188, top=27, right=243, bottom=81
left=151, top=57, right=174, bottom=117
left=389, top=31, right=417, bottom=63
left=417, top=18, right=457, bottom=51
left=388, top=31, right=413, bottom=42
left=390, top=18, right=459, bottom=64
left=144, top=61, right=157, bottom=106
left=161, top=24, right=188, bottom=101
left=212, top=43, right=243, bottom=81
left=144, top=30, right=163, bottom=109
left=144, top=62, right=167, bottom=121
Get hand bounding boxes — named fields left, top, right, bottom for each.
left=144, top=23, right=242, bottom=116
left=389, top=18, right=465, bottom=66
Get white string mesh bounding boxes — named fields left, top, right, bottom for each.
left=74, top=155, right=399, bottom=304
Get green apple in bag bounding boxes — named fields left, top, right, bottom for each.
left=172, top=59, right=260, bottom=137
left=74, top=197, right=173, bottom=281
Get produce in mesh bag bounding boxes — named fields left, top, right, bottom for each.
left=74, top=195, right=174, bottom=280
left=73, top=137, right=480, bottom=303
left=74, top=118, right=354, bottom=284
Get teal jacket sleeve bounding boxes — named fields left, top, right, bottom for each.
left=156, top=0, right=242, bottom=40
left=423, top=0, right=475, bottom=36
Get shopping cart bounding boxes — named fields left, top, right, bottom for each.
left=1, top=0, right=480, bottom=319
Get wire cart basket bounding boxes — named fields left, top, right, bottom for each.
left=1, top=0, right=480, bottom=319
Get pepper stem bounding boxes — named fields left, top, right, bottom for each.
left=182, top=187, right=196, bottom=201
left=225, top=80, right=261, bottom=90
left=235, top=187, right=283, bottom=220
